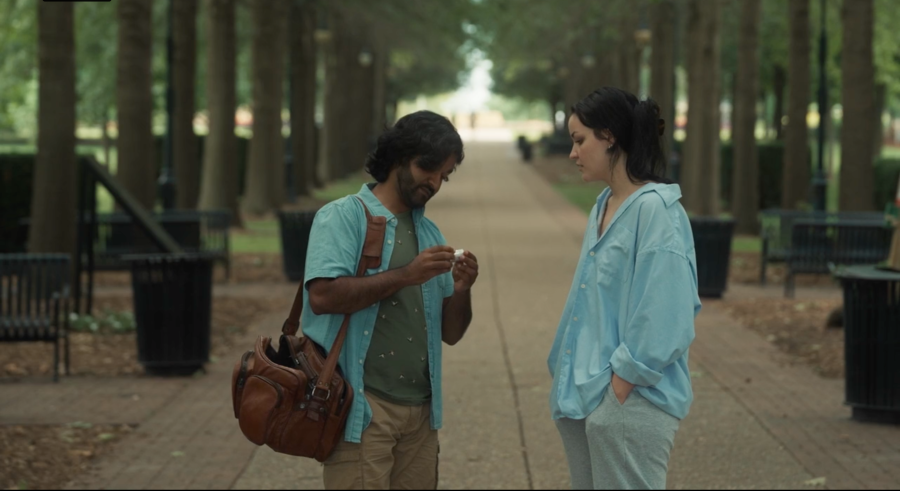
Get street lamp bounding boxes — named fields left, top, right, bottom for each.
left=811, top=0, right=829, bottom=211
left=158, top=0, right=176, bottom=210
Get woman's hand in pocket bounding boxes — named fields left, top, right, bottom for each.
left=611, top=373, right=635, bottom=405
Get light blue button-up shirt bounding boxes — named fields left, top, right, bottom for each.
left=300, top=183, right=454, bottom=443
left=548, top=182, right=701, bottom=421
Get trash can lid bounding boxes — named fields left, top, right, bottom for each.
left=831, top=264, right=900, bottom=281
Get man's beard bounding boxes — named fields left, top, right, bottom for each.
left=397, top=165, right=433, bottom=209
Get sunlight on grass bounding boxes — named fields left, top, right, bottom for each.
left=312, top=172, right=372, bottom=203
left=232, top=233, right=281, bottom=254
left=733, top=236, right=761, bottom=253
left=233, top=172, right=371, bottom=254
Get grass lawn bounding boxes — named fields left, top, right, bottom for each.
left=232, top=172, right=371, bottom=254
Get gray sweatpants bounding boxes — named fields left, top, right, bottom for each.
left=555, top=386, right=680, bottom=490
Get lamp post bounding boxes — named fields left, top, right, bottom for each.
left=158, top=0, right=176, bottom=210
left=811, top=0, right=829, bottom=211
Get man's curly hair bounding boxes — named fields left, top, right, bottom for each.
left=364, top=110, right=464, bottom=182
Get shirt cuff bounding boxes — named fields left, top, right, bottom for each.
left=610, top=343, right=664, bottom=387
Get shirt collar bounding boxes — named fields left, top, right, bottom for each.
left=357, top=183, right=426, bottom=223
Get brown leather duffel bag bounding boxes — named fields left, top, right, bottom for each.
left=231, top=198, right=385, bottom=461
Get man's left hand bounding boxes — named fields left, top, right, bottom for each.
left=452, top=250, right=479, bottom=293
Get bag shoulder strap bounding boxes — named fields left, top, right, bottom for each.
left=281, top=197, right=386, bottom=394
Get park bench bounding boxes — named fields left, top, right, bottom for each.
left=784, top=219, right=893, bottom=298
left=21, top=209, right=232, bottom=277
left=0, top=254, right=71, bottom=381
left=758, top=209, right=885, bottom=285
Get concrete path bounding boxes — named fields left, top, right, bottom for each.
left=3, top=141, right=895, bottom=490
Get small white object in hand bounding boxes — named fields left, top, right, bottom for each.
left=454, top=249, right=465, bottom=263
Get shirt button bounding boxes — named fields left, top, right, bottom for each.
left=566, top=349, right=572, bottom=355
left=359, top=388, right=363, bottom=394
left=590, top=252, right=595, bottom=256
left=364, top=330, right=369, bottom=335
left=580, top=284, right=586, bottom=289
left=573, top=317, right=578, bottom=321
left=359, top=359, right=363, bottom=364
left=388, top=240, right=393, bottom=244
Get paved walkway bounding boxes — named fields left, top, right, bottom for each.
left=3, top=142, right=898, bottom=489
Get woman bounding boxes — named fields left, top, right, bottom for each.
left=547, top=87, right=701, bottom=490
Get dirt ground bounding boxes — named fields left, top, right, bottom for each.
left=720, top=296, right=844, bottom=378
left=0, top=294, right=285, bottom=378
left=1, top=423, right=137, bottom=491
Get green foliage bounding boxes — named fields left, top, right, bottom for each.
left=69, top=309, right=136, bottom=334
left=0, top=0, right=37, bottom=134
left=75, top=2, right=117, bottom=125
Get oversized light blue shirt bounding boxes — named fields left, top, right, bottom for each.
left=548, top=182, right=701, bottom=421
left=301, top=183, right=454, bottom=443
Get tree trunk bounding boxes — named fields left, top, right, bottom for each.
left=872, top=82, right=885, bottom=158
left=198, top=0, right=242, bottom=226
left=781, top=0, right=811, bottom=210
left=173, top=0, right=198, bottom=209
left=772, top=64, right=786, bottom=139
left=619, top=7, right=640, bottom=95
left=290, top=0, right=316, bottom=197
left=682, top=0, right=722, bottom=216
left=732, top=0, right=761, bottom=234
left=116, top=0, right=155, bottom=210
left=102, top=112, right=111, bottom=166
left=839, top=0, right=876, bottom=211
left=651, top=0, right=676, bottom=165
left=243, top=0, right=286, bottom=215
left=372, top=47, right=388, bottom=137
left=29, top=1, right=77, bottom=254
left=318, top=13, right=340, bottom=185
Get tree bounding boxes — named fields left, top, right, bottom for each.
left=174, top=0, right=199, bottom=209
left=781, top=0, right=811, bottom=210
left=0, top=0, right=37, bottom=135
left=681, top=0, right=722, bottom=216
left=242, top=0, right=287, bottom=215
left=198, top=0, right=242, bottom=226
left=732, top=0, right=761, bottom=234
left=289, top=0, right=318, bottom=196
left=28, top=1, right=76, bottom=254
left=650, top=0, right=676, bottom=165
left=839, top=0, right=875, bottom=211
left=116, top=0, right=156, bottom=210
left=75, top=3, right=116, bottom=164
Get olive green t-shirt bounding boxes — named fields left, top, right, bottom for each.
left=363, top=211, right=431, bottom=405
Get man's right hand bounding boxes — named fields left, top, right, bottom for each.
left=402, top=245, right=455, bottom=286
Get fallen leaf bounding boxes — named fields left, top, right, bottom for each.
left=97, top=433, right=116, bottom=441
left=804, top=476, right=826, bottom=487
left=171, top=451, right=185, bottom=457
left=690, top=371, right=703, bottom=378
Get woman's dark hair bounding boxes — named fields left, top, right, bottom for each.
left=571, top=87, right=671, bottom=184
left=364, top=110, right=465, bottom=183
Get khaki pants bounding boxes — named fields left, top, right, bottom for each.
left=323, top=391, right=439, bottom=490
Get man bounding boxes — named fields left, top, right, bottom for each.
left=301, top=110, right=478, bottom=489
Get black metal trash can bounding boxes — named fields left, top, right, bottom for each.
left=690, top=217, right=735, bottom=298
left=278, top=209, right=319, bottom=282
left=126, top=254, right=213, bottom=376
left=834, top=265, right=900, bottom=424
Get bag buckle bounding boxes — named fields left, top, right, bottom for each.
left=310, top=385, right=331, bottom=401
